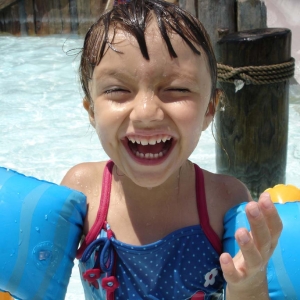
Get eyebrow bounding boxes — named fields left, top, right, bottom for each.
left=94, top=68, right=137, bottom=81
left=93, top=67, right=201, bottom=86
left=166, top=72, right=199, bottom=83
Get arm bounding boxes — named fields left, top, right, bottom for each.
left=61, top=161, right=106, bottom=236
left=221, top=192, right=283, bottom=299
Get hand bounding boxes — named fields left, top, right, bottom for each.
left=220, top=192, right=283, bottom=295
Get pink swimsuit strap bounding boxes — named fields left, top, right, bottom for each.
left=77, top=161, right=222, bottom=258
left=77, top=160, right=114, bottom=259
left=194, top=164, right=222, bottom=254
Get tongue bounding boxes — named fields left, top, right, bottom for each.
left=137, top=143, right=165, bottom=154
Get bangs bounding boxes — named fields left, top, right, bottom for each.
left=80, top=0, right=217, bottom=102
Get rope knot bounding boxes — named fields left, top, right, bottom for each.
left=217, top=58, right=295, bottom=85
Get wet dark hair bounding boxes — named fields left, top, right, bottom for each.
left=80, top=0, right=217, bottom=106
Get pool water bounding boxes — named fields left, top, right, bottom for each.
left=0, top=36, right=300, bottom=299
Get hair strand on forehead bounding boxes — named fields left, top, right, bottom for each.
left=80, top=0, right=217, bottom=106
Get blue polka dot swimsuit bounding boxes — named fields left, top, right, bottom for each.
left=77, top=161, right=224, bottom=300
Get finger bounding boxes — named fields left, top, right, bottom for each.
left=258, top=192, right=283, bottom=250
left=235, top=228, right=263, bottom=271
left=245, top=201, right=272, bottom=259
left=220, top=252, right=241, bottom=284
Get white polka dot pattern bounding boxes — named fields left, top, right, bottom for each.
left=79, top=224, right=224, bottom=299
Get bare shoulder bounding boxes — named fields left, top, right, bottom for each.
left=201, top=169, right=252, bottom=239
left=60, top=161, right=107, bottom=196
left=203, top=169, right=252, bottom=212
left=61, top=161, right=108, bottom=235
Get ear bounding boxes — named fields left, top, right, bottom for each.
left=83, top=97, right=95, bottom=128
left=202, top=89, right=222, bottom=131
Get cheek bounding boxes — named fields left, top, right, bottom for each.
left=92, top=103, right=127, bottom=143
left=92, top=107, right=110, bottom=138
left=172, top=102, right=205, bottom=132
left=182, top=104, right=209, bottom=145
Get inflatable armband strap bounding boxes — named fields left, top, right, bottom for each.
left=0, top=167, right=87, bottom=300
left=223, top=185, right=300, bottom=300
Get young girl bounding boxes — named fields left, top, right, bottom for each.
left=61, top=1, right=282, bottom=299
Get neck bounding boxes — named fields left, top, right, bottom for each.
left=112, top=160, right=193, bottom=206
left=108, top=160, right=198, bottom=245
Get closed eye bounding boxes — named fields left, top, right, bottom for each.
left=167, top=88, right=191, bottom=93
left=104, top=87, right=131, bottom=103
left=105, top=88, right=129, bottom=95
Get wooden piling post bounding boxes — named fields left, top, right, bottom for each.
left=33, top=0, right=50, bottom=35
left=237, top=0, right=267, bottom=31
left=179, top=0, right=236, bottom=51
left=0, top=3, right=21, bottom=35
left=215, top=28, right=293, bottom=199
left=48, top=0, right=63, bottom=34
left=60, top=0, right=72, bottom=34
left=178, top=0, right=196, bottom=17
left=18, top=0, right=27, bottom=35
left=76, top=0, right=91, bottom=35
left=24, top=0, right=35, bottom=35
left=90, top=0, right=106, bottom=23
left=69, top=0, right=78, bottom=34
left=0, top=0, right=17, bottom=11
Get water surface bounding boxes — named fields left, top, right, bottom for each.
left=0, top=36, right=299, bottom=299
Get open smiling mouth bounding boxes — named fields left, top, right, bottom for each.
left=126, top=136, right=174, bottom=160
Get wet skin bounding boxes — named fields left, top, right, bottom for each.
left=85, top=22, right=214, bottom=189
left=62, top=21, right=283, bottom=299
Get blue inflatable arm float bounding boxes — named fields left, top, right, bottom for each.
left=0, top=167, right=87, bottom=300
left=223, top=194, right=300, bottom=300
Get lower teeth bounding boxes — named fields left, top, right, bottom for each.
left=135, top=151, right=164, bottom=159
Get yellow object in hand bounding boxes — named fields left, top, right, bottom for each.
left=265, top=184, right=300, bottom=203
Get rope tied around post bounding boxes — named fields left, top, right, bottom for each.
left=217, top=58, right=295, bottom=85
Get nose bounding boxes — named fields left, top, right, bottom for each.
left=130, top=91, right=164, bottom=124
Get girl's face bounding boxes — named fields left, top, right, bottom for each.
left=86, top=22, right=214, bottom=188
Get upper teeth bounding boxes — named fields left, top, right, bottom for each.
left=128, top=136, right=171, bottom=145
